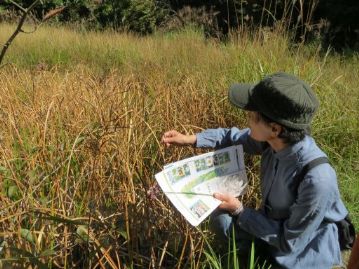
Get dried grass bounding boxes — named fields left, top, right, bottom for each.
left=0, top=23, right=358, bottom=268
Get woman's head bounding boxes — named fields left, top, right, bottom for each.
left=248, top=111, right=308, bottom=145
left=229, top=72, right=319, bottom=131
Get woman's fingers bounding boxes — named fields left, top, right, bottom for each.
left=213, top=192, right=232, bottom=202
left=162, top=130, right=183, bottom=146
left=161, top=131, right=196, bottom=147
left=214, top=192, right=241, bottom=212
left=163, top=130, right=178, bottom=139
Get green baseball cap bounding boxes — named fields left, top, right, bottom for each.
left=228, top=72, right=319, bottom=130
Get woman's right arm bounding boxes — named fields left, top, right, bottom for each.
left=161, top=130, right=197, bottom=147
left=162, top=128, right=266, bottom=155
left=196, top=127, right=266, bottom=155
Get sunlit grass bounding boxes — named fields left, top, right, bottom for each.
left=0, top=23, right=358, bottom=267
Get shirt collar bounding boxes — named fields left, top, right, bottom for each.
left=272, top=136, right=307, bottom=160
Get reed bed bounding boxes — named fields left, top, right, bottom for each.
left=0, top=23, right=358, bottom=268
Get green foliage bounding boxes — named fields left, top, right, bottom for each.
left=93, top=0, right=130, bottom=29
left=0, top=5, right=6, bottom=14
left=1, top=0, right=358, bottom=49
left=6, top=185, right=20, bottom=200
left=0, top=0, right=168, bottom=34
left=1, top=166, right=21, bottom=201
left=122, top=0, right=168, bottom=34
left=202, top=227, right=271, bottom=269
left=20, top=228, right=35, bottom=245
left=92, top=0, right=170, bottom=34
left=76, top=225, right=90, bottom=242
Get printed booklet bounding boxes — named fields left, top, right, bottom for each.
left=155, top=145, right=248, bottom=226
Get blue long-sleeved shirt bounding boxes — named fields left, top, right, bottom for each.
left=196, top=127, right=348, bottom=269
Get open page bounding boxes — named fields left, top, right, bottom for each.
left=155, top=145, right=247, bottom=226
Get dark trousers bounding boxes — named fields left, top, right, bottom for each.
left=209, top=209, right=278, bottom=268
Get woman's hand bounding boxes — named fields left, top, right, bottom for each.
left=161, top=130, right=196, bottom=147
left=214, top=193, right=243, bottom=215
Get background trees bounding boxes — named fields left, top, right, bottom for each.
left=1, top=1, right=358, bottom=52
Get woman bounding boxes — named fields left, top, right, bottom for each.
left=162, top=72, right=349, bottom=268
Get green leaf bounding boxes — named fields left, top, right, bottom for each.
left=76, top=225, right=90, bottom=242
left=0, top=166, right=8, bottom=174
left=7, top=185, right=20, bottom=200
left=20, top=228, right=35, bottom=245
left=119, top=229, right=127, bottom=240
left=249, top=240, right=255, bottom=269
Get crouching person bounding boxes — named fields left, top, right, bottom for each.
left=162, top=72, right=353, bottom=268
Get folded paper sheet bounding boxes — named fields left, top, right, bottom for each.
left=155, top=145, right=248, bottom=226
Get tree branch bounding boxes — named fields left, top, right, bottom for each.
left=0, top=0, right=41, bottom=66
left=8, top=0, right=27, bottom=13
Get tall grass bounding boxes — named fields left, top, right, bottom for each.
left=0, top=23, right=358, bottom=267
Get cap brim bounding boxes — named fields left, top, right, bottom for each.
left=228, top=83, right=257, bottom=111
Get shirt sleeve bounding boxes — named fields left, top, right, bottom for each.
left=236, top=173, right=333, bottom=254
left=196, top=127, right=267, bottom=155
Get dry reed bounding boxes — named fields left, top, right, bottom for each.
left=0, top=23, right=358, bottom=268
